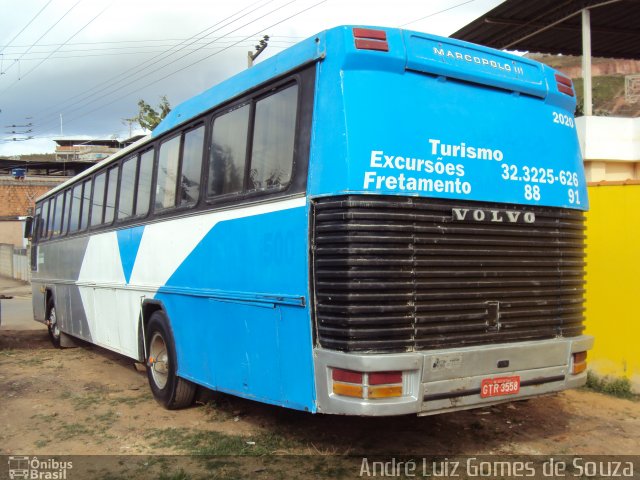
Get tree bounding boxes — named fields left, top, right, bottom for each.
left=128, top=95, right=171, bottom=131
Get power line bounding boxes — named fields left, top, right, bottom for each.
left=52, top=0, right=327, bottom=132
left=0, top=35, right=305, bottom=49
left=35, top=0, right=300, bottom=131
left=0, top=3, right=112, bottom=95
left=0, top=44, right=289, bottom=62
left=0, top=0, right=55, bottom=56
left=0, top=39, right=297, bottom=58
left=1, top=0, right=84, bottom=76
left=398, top=0, right=477, bottom=28
left=34, top=0, right=281, bottom=127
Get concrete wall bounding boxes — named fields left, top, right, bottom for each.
left=0, top=244, right=13, bottom=278
left=0, top=243, right=29, bottom=282
left=577, top=116, right=640, bottom=182
left=584, top=184, right=640, bottom=392
left=0, top=221, right=27, bottom=248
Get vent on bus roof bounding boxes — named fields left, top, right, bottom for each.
left=555, top=74, right=574, bottom=97
left=353, top=28, right=389, bottom=52
left=312, top=195, right=586, bottom=353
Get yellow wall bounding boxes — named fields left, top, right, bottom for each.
left=585, top=183, right=640, bottom=391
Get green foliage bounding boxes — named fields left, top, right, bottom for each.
left=129, top=95, right=171, bottom=131
left=585, top=371, right=637, bottom=400
left=147, top=427, right=300, bottom=456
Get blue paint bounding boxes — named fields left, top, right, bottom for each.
left=307, top=26, right=587, bottom=210
left=155, top=205, right=315, bottom=412
left=117, top=225, right=145, bottom=284
left=140, top=25, right=587, bottom=413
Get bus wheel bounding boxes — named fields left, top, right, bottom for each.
left=46, top=299, right=61, bottom=348
left=145, top=311, right=196, bottom=409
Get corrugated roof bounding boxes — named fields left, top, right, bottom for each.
left=451, top=0, right=640, bottom=59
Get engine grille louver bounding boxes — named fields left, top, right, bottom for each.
left=311, top=195, right=586, bottom=352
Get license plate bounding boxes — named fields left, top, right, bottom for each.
left=480, top=376, right=521, bottom=398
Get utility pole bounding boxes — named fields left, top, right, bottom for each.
left=247, top=35, right=269, bottom=68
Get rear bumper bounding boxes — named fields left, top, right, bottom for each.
left=314, top=335, right=593, bottom=416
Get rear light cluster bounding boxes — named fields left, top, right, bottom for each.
left=572, top=351, right=587, bottom=374
left=332, top=368, right=403, bottom=399
left=353, top=28, right=389, bottom=52
left=555, top=74, right=575, bottom=97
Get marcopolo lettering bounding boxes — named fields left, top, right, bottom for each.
left=432, top=46, right=525, bottom=75
left=452, top=208, right=535, bottom=224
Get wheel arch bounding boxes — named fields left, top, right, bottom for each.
left=138, top=299, right=169, bottom=362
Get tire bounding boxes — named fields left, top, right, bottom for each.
left=46, top=298, right=61, bottom=348
left=145, top=310, right=196, bottom=409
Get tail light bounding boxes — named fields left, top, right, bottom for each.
left=572, top=351, right=587, bottom=374
left=332, top=368, right=403, bottom=398
left=353, top=28, right=389, bottom=52
left=555, top=74, right=575, bottom=97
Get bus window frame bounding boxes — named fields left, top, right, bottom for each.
left=203, top=73, right=306, bottom=208
left=30, top=64, right=314, bottom=243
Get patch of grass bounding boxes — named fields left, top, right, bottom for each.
left=95, top=410, right=118, bottom=423
left=158, top=470, right=194, bottom=480
left=585, top=371, right=638, bottom=400
left=74, top=392, right=106, bottom=409
left=108, top=393, right=149, bottom=407
left=34, top=438, right=51, bottom=448
left=148, top=428, right=302, bottom=456
left=56, top=422, right=94, bottom=440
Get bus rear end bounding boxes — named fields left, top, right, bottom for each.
left=308, top=27, right=592, bottom=415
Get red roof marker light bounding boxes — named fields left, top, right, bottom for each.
left=353, top=28, right=389, bottom=52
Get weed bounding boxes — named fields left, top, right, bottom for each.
left=585, top=371, right=638, bottom=400
left=56, top=422, right=93, bottom=440
left=95, top=410, right=118, bottom=423
left=21, top=356, right=47, bottom=366
left=74, top=392, right=106, bottom=409
left=147, top=428, right=301, bottom=456
left=34, top=438, right=50, bottom=448
left=108, top=393, right=149, bottom=407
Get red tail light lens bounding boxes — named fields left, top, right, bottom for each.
left=369, top=371, right=402, bottom=385
left=353, top=28, right=389, bottom=52
left=555, top=74, right=574, bottom=97
left=332, top=368, right=363, bottom=384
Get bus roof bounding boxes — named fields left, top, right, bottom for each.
left=37, top=25, right=569, bottom=202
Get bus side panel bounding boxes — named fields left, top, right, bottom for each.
left=154, top=203, right=316, bottom=412
left=31, top=236, right=94, bottom=340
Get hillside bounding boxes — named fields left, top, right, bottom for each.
left=527, top=54, right=640, bottom=117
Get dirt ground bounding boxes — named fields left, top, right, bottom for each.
left=1, top=329, right=639, bottom=461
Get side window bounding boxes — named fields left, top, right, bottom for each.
left=155, top=136, right=180, bottom=210
left=68, top=184, right=82, bottom=233
left=80, top=179, right=92, bottom=231
left=51, top=194, right=64, bottom=237
left=104, top=166, right=119, bottom=224
left=62, top=189, right=71, bottom=235
left=118, top=157, right=137, bottom=220
left=249, top=84, right=298, bottom=191
left=209, top=104, right=249, bottom=196
left=91, top=172, right=106, bottom=227
left=40, top=201, right=50, bottom=239
left=136, top=149, right=153, bottom=217
left=46, top=198, right=54, bottom=238
left=180, top=125, right=204, bottom=206
left=34, top=205, right=42, bottom=241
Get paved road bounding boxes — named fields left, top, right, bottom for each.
left=0, top=277, right=44, bottom=331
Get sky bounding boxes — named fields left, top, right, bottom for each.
left=0, top=0, right=505, bottom=156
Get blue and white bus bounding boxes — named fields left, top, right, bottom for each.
left=29, top=26, right=592, bottom=416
